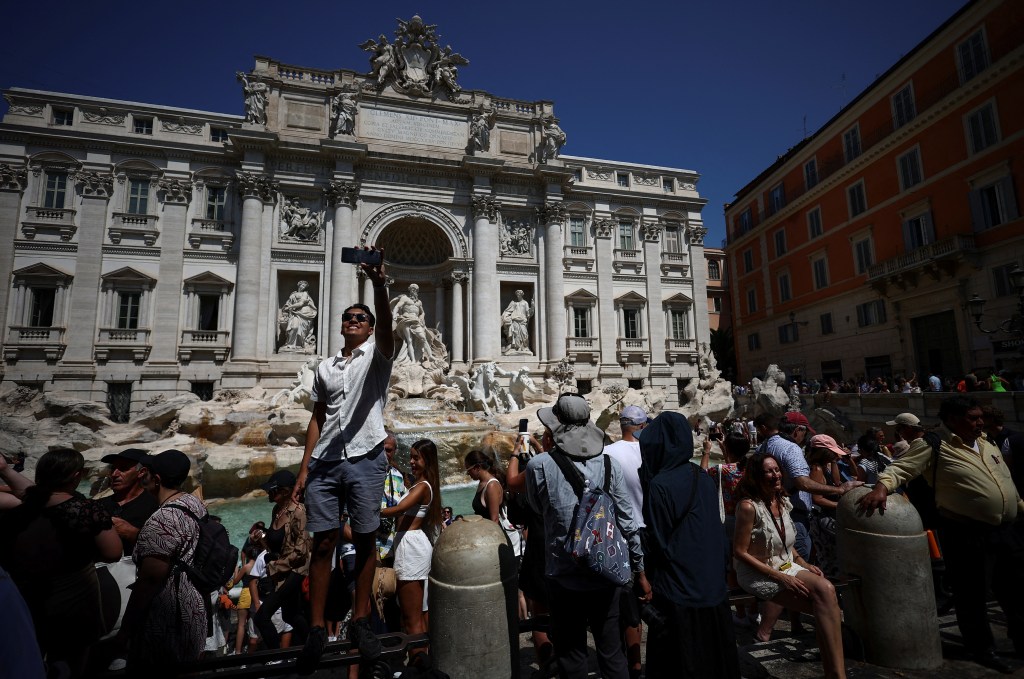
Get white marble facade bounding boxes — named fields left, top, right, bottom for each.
left=0, top=18, right=709, bottom=416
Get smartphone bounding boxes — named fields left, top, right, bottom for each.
left=340, top=247, right=382, bottom=266
left=518, top=418, right=529, bottom=441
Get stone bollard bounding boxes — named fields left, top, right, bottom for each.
left=837, top=487, right=942, bottom=670
left=430, top=515, right=519, bottom=679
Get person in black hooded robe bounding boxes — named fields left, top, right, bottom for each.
left=638, top=411, right=740, bottom=678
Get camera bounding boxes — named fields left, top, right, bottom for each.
left=639, top=601, right=668, bottom=631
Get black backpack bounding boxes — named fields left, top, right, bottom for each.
left=167, top=503, right=238, bottom=595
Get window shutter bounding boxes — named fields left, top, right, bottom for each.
left=968, top=189, right=986, bottom=231
left=999, top=176, right=1019, bottom=221
left=902, top=218, right=915, bottom=249
left=924, top=211, right=936, bottom=245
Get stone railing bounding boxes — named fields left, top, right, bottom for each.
left=110, top=213, right=159, bottom=245
left=660, top=251, right=690, bottom=276
left=493, top=99, right=537, bottom=116
left=4, top=325, right=67, bottom=361
left=25, top=206, right=75, bottom=222
left=665, top=337, right=696, bottom=365
left=567, top=337, right=597, bottom=350
left=866, top=234, right=975, bottom=281
left=98, top=327, right=151, bottom=343
left=178, top=329, right=231, bottom=363
left=188, top=218, right=234, bottom=250
left=181, top=329, right=230, bottom=344
left=276, top=66, right=335, bottom=86
left=613, top=249, right=643, bottom=274
left=563, top=245, right=593, bottom=258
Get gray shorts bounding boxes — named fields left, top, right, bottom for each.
left=305, top=442, right=388, bottom=534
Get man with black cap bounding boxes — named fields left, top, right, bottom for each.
left=98, top=448, right=158, bottom=554
left=525, top=393, right=650, bottom=679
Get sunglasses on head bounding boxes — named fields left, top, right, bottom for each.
left=342, top=312, right=369, bottom=322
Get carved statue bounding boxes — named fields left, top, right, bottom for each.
left=278, top=281, right=318, bottom=353
left=330, top=91, right=358, bottom=137
left=509, top=368, right=548, bottom=409
left=499, top=218, right=532, bottom=257
left=271, top=356, right=323, bottom=410
left=538, top=117, right=567, bottom=164
left=390, top=284, right=434, bottom=365
left=501, top=290, right=534, bottom=356
left=468, top=108, right=495, bottom=154
left=237, top=72, right=269, bottom=126
left=429, top=45, right=469, bottom=98
left=360, top=17, right=468, bottom=99
left=360, top=35, right=400, bottom=86
left=280, top=197, right=324, bottom=242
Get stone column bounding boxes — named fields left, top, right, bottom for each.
left=539, top=202, right=567, bottom=362
left=470, top=196, right=499, bottom=362
left=362, top=275, right=374, bottom=306
left=0, top=165, right=27, bottom=333
left=149, top=177, right=192, bottom=363
left=594, top=219, right=620, bottom=374
left=231, top=172, right=278, bottom=362
left=62, top=171, right=114, bottom=364
left=434, top=283, right=445, bottom=344
left=641, top=220, right=667, bottom=366
left=689, top=224, right=711, bottom=345
left=324, top=180, right=359, bottom=356
left=451, top=273, right=466, bottom=363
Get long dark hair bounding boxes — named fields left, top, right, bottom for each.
left=22, top=448, right=84, bottom=510
left=411, top=439, right=443, bottom=533
left=464, top=449, right=506, bottom=487
left=734, top=452, right=785, bottom=506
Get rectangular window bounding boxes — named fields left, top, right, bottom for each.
left=670, top=310, right=689, bottom=340
left=993, top=262, right=1019, bottom=297
left=662, top=177, right=674, bottom=192
left=206, top=186, right=227, bottom=221
left=30, top=288, right=56, bottom=327
left=856, top=300, right=887, bottom=327
left=572, top=307, right=590, bottom=338
left=747, top=333, right=761, bottom=351
left=117, top=292, right=141, bottom=329
left=738, top=208, right=752, bottom=235
left=43, top=171, right=67, bottom=209
left=572, top=168, right=583, bottom=183
left=958, top=29, right=989, bottom=83
left=52, top=108, right=73, bottom=126
left=773, top=229, right=787, bottom=257
left=807, top=207, right=823, bottom=238
left=853, top=237, right=874, bottom=275
left=210, top=127, right=229, bottom=143
left=967, top=103, right=998, bottom=154
left=568, top=217, right=586, bottom=247
left=903, top=212, right=935, bottom=250
left=843, top=125, right=861, bottom=162
left=769, top=183, right=786, bottom=215
left=627, top=379, right=644, bottom=390
left=107, top=382, right=133, bottom=424
left=898, top=148, right=923, bottom=190
left=746, top=288, right=757, bottom=313
left=847, top=181, right=867, bottom=217
left=812, top=257, right=829, bottom=289
left=804, top=159, right=818, bottom=190
left=820, top=312, right=835, bottom=335
left=623, top=309, right=641, bottom=339
left=662, top=224, right=680, bottom=253
left=712, top=296, right=723, bottom=312
left=778, top=273, right=791, bottom=302
left=891, top=84, right=916, bottom=129
left=708, top=260, right=721, bottom=280
left=778, top=324, right=798, bottom=344
left=617, top=173, right=629, bottom=187
left=133, top=117, right=153, bottom=135
left=198, top=294, right=219, bottom=331
left=128, top=179, right=149, bottom=214
left=743, top=249, right=754, bottom=273
left=618, top=221, right=634, bottom=250
left=969, top=177, right=1019, bottom=231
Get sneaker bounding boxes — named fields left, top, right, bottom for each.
left=296, top=625, right=328, bottom=676
left=348, top=616, right=382, bottom=661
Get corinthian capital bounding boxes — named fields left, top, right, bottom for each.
left=324, top=180, right=359, bottom=208
left=537, top=202, right=565, bottom=225
left=594, top=219, right=615, bottom=239
left=471, top=195, right=499, bottom=222
left=640, top=220, right=663, bottom=242
left=688, top=225, right=707, bottom=246
left=157, top=177, right=193, bottom=204
left=0, top=164, right=28, bottom=192
left=72, top=170, right=115, bottom=198
left=236, top=171, right=279, bottom=202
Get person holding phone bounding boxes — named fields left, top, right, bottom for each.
left=293, top=245, right=394, bottom=674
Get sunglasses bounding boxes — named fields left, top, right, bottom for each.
left=342, top=312, right=369, bottom=323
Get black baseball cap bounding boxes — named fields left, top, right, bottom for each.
left=140, top=449, right=191, bottom=488
left=260, top=469, right=297, bottom=493
left=101, top=448, right=150, bottom=465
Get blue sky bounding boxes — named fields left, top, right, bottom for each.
left=0, top=0, right=967, bottom=246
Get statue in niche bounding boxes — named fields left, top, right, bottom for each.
left=468, top=108, right=495, bottom=154
left=501, top=290, right=534, bottom=356
left=538, top=116, right=567, bottom=163
left=278, top=281, right=318, bottom=353
left=237, top=72, right=269, bottom=126
left=391, top=284, right=434, bottom=365
left=330, top=90, right=358, bottom=137
left=499, top=218, right=531, bottom=257
left=280, top=197, right=324, bottom=242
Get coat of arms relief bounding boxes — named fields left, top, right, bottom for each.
left=359, top=16, right=469, bottom=100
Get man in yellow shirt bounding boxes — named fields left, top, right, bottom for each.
left=859, top=396, right=1024, bottom=674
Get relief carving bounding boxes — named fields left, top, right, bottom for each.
left=499, top=215, right=532, bottom=257
left=5, top=97, right=43, bottom=116
left=81, top=107, right=126, bottom=125
left=688, top=225, right=707, bottom=246
left=640, top=220, right=663, bottom=242
left=280, top=197, right=325, bottom=243
left=72, top=171, right=115, bottom=198
left=594, top=219, right=615, bottom=238
left=157, top=177, right=193, bottom=203
left=359, top=16, right=468, bottom=100
left=161, top=117, right=203, bottom=135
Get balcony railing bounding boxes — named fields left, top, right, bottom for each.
left=95, top=327, right=151, bottom=362
left=178, top=329, right=231, bottom=363
left=660, top=251, right=690, bottom=276
left=98, top=327, right=151, bottom=343
left=188, top=218, right=235, bottom=250
left=25, top=206, right=75, bottom=222
left=613, top=249, right=643, bottom=274
left=567, top=337, right=597, bottom=350
left=4, top=325, right=66, bottom=361
left=22, top=206, right=77, bottom=240
left=110, top=213, right=159, bottom=245
left=181, top=329, right=231, bottom=344
left=866, top=234, right=976, bottom=281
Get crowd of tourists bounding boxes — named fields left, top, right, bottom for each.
left=735, top=368, right=1021, bottom=400
left=1, top=247, right=1021, bottom=678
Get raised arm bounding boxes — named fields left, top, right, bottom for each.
left=361, top=246, right=393, bottom=359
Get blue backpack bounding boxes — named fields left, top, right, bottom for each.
left=550, top=450, right=632, bottom=587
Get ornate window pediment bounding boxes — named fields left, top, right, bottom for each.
left=101, top=267, right=156, bottom=289
left=566, top=288, right=598, bottom=306
left=12, top=262, right=74, bottom=284
left=183, top=271, right=234, bottom=292
left=614, top=291, right=647, bottom=308
left=663, top=292, right=693, bottom=308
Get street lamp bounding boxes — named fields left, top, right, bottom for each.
left=967, top=264, right=1024, bottom=338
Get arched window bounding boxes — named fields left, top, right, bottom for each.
left=708, top=260, right=721, bottom=280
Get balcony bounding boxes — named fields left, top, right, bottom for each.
left=566, top=336, right=599, bottom=365
left=659, top=251, right=690, bottom=276
left=616, top=337, right=650, bottom=365
left=562, top=244, right=594, bottom=271
left=665, top=337, right=697, bottom=365
left=178, top=329, right=231, bottom=363
left=188, top=218, right=235, bottom=250
left=109, top=213, right=159, bottom=246
left=613, top=249, right=643, bottom=274
left=866, top=234, right=977, bottom=295
left=3, top=325, right=66, bottom=362
left=21, top=206, right=76, bottom=241
left=94, top=327, right=151, bottom=362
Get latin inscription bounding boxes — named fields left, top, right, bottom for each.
left=361, top=107, right=467, bottom=149
left=499, top=131, right=530, bottom=156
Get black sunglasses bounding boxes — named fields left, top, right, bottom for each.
left=342, top=312, right=369, bottom=322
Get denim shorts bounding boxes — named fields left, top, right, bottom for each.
left=305, top=442, right=387, bottom=534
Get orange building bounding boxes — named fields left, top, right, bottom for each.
left=724, top=0, right=1023, bottom=384
left=705, top=247, right=731, bottom=332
